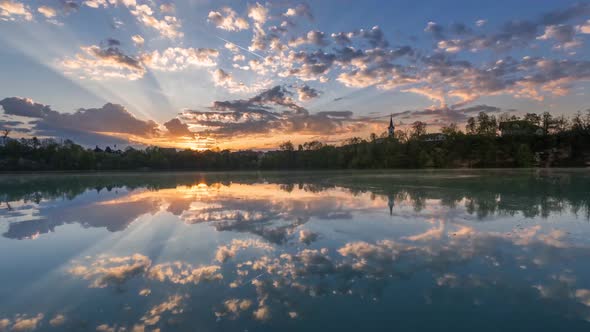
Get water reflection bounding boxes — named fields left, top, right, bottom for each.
left=1, top=170, right=590, bottom=331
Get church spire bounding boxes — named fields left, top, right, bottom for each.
left=388, top=115, right=395, bottom=137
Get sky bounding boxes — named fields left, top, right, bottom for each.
left=0, top=0, right=589, bottom=150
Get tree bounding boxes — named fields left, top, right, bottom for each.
left=369, top=133, right=378, bottom=142
left=476, top=112, right=498, bottom=136
left=394, top=130, right=408, bottom=143
left=303, top=140, right=324, bottom=150
left=279, top=141, right=294, bottom=152
left=466, top=117, right=477, bottom=134
left=553, top=115, right=569, bottom=134
left=541, top=112, right=553, bottom=135
left=524, top=113, right=541, bottom=126
left=410, top=121, right=427, bottom=138
left=498, top=112, right=519, bottom=122
left=441, top=123, right=459, bottom=136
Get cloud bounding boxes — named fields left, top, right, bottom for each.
left=289, top=30, right=329, bottom=47
left=211, top=68, right=252, bottom=93
left=425, top=21, right=445, bottom=40
left=0, top=97, right=52, bottom=117
left=331, top=32, right=353, bottom=45
left=130, top=3, right=183, bottom=39
left=391, top=104, right=504, bottom=124
left=69, top=254, right=152, bottom=288
left=0, top=97, right=159, bottom=138
left=357, top=26, right=389, bottom=48
left=180, top=85, right=366, bottom=139
left=37, top=5, right=57, bottom=18
left=537, top=24, right=580, bottom=49
left=253, top=305, right=271, bottom=321
left=0, top=0, right=32, bottom=21
left=283, top=3, right=312, bottom=20
left=8, top=314, right=44, bottom=332
left=537, top=24, right=576, bottom=42
left=208, top=7, right=249, bottom=31
left=61, top=44, right=146, bottom=80
left=141, top=295, right=185, bottom=326
left=296, top=85, right=321, bottom=101
left=248, top=2, right=268, bottom=26
left=147, top=262, right=222, bottom=284
left=163, top=118, right=193, bottom=137
left=131, top=34, right=144, bottom=46
left=215, top=298, right=253, bottom=319
left=433, top=3, right=590, bottom=53
left=337, top=63, right=416, bottom=90
left=61, top=44, right=218, bottom=80
left=224, top=42, right=240, bottom=53
left=49, top=314, right=66, bottom=327
left=61, top=0, right=79, bottom=13
left=159, top=3, right=175, bottom=14
left=215, top=239, right=274, bottom=263
left=299, top=229, right=318, bottom=244
left=142, top=47, right=218, bottom=71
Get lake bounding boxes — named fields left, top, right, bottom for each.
left=1, top=170, right=590, bottom=331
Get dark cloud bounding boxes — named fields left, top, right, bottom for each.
left=105, top=38, right=121, bottom=47
left=432, top=3, right=590, bottom=52
left=540, top=2, right=590, bottom=25
left=424, top=21, right=445, bottom=40
left=283, top=3, right=313, bottom=20
left=289, top=30, right=329, bottom=47
left=181, top=86, right=364, bottom=138
left=0, top=97, right=52, bottom=118
left=356, top=26, right=389, bottom=48
left=331, top=32, right=352, bottom=45
left=164, top=118, right=193, bottom=137
left=296, top=85, right=321, bottom=101
left=393, top=104, right=504, bottom=124
left=0, top=97, right=158, bottom=138
left=538, top=24, right=576, bottom=43
left=61, top=0, right=79, bottom=13
left=450, top=22, right=472, bottom=35
left=88, top=45, right=144, bottom=73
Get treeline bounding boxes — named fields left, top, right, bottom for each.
left=1, top=111, right=590, bottom=171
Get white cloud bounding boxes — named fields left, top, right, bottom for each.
left=224, top=42, right=240, bottom=53
left=37, top=5, right=56, bottom=18
left=0, top=0, right=32, bottom=21
left=142, top=47, right=218, bottom=71
left=248, top=2, right=268, bottom=25
left=131, top=34, right=144, bottom=46
left=130, top=4, right=183, bottom=39
left=208, top=7, right=249, bottom=31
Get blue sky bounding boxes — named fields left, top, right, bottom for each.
left=0, top=0, right=588, bottom=149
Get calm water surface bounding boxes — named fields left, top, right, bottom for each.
left=1, top=170, right=590, bottom=331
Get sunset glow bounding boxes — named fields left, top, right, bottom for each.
left=0, top=1, right=589, bottom=150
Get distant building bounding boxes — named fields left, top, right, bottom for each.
left=388, top=115, right=395, bottom=138
left=421, top=133, right=447, bottom=142
left=499, top=121, right=543, bottom=136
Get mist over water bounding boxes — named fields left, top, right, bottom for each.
left=1, top=170, right=590, bottom=331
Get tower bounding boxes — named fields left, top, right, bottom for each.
left=388, top=115, right=395, bottom=138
